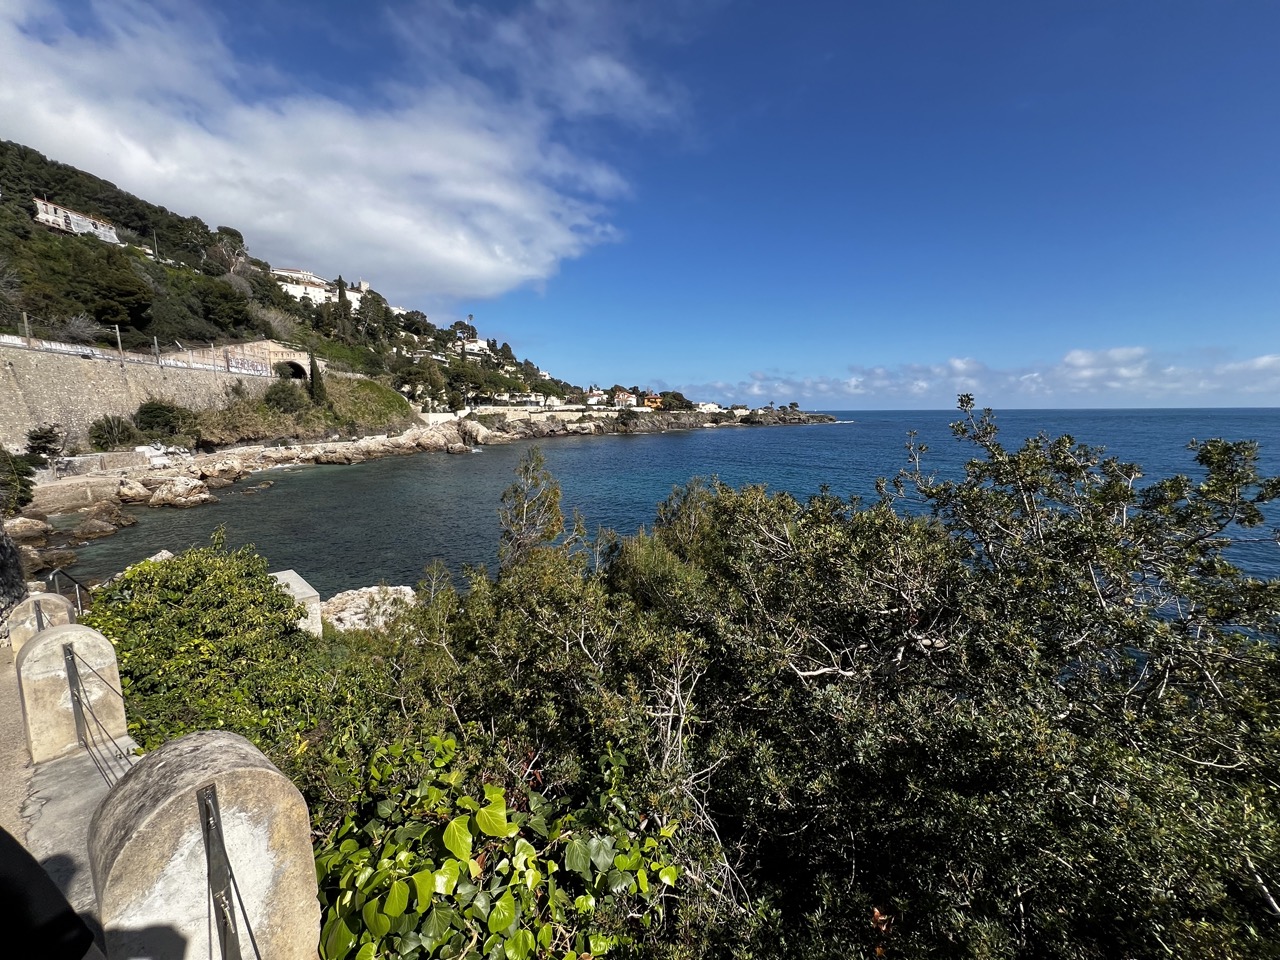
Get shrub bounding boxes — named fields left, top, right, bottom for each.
left=0, top=451, right=34, bottom=518
left=264, top=378, right=308, bottom=413
left=24, top=423, right=66, bottom=465
left=81, top=532, right=308, bottom=749
left=314, top=741, right=680, bottom=960
left=133, top=399, right=198, bottom=438
left=89, top=414, right=141, bottom=451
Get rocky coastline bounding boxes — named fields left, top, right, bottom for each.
left=9, top=407, right=835, bottom=578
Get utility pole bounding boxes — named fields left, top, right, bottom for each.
left=113, top=324, right=124, bottom=368
left=21, top=311, right=30, bottom=346
left=153, top=336, right=160, bottom=364
left=152, top=228, right=160, bottom=262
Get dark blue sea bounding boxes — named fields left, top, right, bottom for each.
left=66, top=409, right=1280, bottom=597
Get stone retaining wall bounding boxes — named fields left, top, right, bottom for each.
left=0, top=343, right=273, bottom=450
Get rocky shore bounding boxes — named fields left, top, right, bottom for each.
left=9, top=408, right=835, bottom=577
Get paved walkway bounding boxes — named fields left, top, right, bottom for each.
left=0, top=646, right=34, bottom=841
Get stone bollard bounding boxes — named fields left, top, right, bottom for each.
left=89, top=730, right=320, bottom=960
left=16, top=623, right=127, bottom=764
left=270, top=569, right=322, bottom=637
left=8, top=591, right=77, bottom=653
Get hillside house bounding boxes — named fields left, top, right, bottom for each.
left=32, top=198, right=120, bottom=243
left=272, top=268, right=367, bottom=310
left=450, top=338, right=492, bottom=359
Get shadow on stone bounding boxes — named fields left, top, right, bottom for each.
left=103, top=923, right=188, bottom=960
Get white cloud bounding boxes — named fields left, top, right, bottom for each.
left=669, top=347, right=1280, bottom=408
left=0, top=0, right=679, bottom=304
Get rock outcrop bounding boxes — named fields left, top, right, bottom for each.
left=82, top=499, right=136, bottom=528
left=4, top=517, right=54, bottom=546
left=116, top=478, right=153, bottom=503
left=321, top=586, right=416, bottom=632
left=149, top=477, right=218, bottom=508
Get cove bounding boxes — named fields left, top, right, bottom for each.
left=67, top=409, right=1280, bottom=597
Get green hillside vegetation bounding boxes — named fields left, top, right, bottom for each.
left=195, top=375, right=417, bottom=446
left=0, top=141, right=584, bottom=418
left=82, top=399, right=1280, bottom=959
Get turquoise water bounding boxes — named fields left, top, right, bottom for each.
left=67, top=409, right=1280, bottom=597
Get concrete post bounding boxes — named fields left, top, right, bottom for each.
left=16, top=624, right=126, bottom=764
left=269, top=569, right=322, bottom=637
left=89, top=731, right=320, bottom=960
left=7, top=592, right=76, bottom=654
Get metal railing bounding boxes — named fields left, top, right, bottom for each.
left=199, top=784, right=263, bottom=960
left=48, top=567, right=93, bottom=616
left=63, top=644, right=131, bottom=788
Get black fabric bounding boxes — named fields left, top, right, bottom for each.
left=0, top=826, right=94, bottom=959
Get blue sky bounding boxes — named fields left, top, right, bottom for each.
left=1, top=0, right=1277, bottom=407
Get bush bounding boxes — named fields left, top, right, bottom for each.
left=88, top=414, right=141, bottom=451
left=0, top=451, right=34, bottom=518
left=81, top=532, right=308, bottom=749
left=315, top=741, right=680, bottom=960
left=264, top=378, right=308, bottom=413
left=25, top=423, right=66, bottom=465
left=133, top=399, right=198, bottom=438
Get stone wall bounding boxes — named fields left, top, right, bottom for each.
left=0, top=343, right=274, bottom=450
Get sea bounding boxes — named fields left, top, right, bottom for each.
left=63, top=408, right=1280, bottom=597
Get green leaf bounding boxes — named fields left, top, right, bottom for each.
left=321, top=913, right=356, bottom=959
left=636, top=869, right=649, bottom=895
left=587, top=836, right=615, bottom=872
left=362, top=898, right=391, bottom=939
left=435, top=859, right=461, bottom=895
left=354, top=943, right=377, bottom=960
left=537, top=924, right=553, bottom=950
left=410, top=869, right=435, bottom=907
left=513, top=838, right=537, bottom=869
left=422, top=906, right=455, bottom=949
left=605, top=869, right=630, bottom=895
left=443, top=816, right=473, bottom=861
left=477, top=800, right=509, bottom=838
left=384, top=879, right=409, bottom=918
left=659, top=865, right=679, bottom=887
left=565, top=838, right=591, bottom=879
left=504, top=929, right=535, bottom=960
left=488, top=890, right=517, bottom=934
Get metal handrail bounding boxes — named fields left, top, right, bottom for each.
left=48, top=567, right=93, bottom=616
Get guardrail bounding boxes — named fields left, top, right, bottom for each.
left=0, top=333, right=274, bottom=377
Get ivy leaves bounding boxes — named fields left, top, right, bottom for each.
left=315, top=740, right=678, bottom=960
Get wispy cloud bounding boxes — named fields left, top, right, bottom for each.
left=671, top=347, right=1280, bottom=407
left=0, top=0, right=684, bottom=304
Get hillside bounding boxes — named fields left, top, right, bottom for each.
left=0, top=141, right=581, bottom=412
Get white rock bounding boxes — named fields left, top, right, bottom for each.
left=4, top=517, right=54, bottom=544
left=149, top=477, right=218, bottom=508
left=117, top=478, right=152, bottom=503
left=321, top=586, right=416, bottom=631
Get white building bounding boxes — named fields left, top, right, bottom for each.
left=271, top=268, right=367, bottom=310
left=451, top=338, right=492, bottom=359
left=32, top=198, right=120, bottom=243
